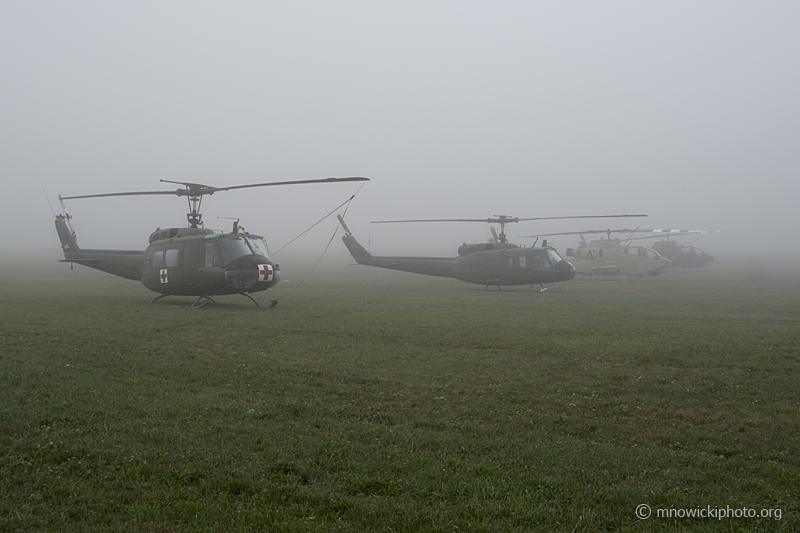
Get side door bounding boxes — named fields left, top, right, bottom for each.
left=182, top=242, right=201, bottom=287
left=162, top=246, right=183, bottom=288
left=193, top=238, right=225, bottom=289
left=146, top=245, right=183, bottom=292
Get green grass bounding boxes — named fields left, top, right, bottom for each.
left=1, top=257, right=798, bottom=531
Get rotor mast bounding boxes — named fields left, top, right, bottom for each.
left=486, top=215, right=518, bottom=243
left=187, top=194, right=202, bottom=228
left=161, top=180, right=209, bottom=228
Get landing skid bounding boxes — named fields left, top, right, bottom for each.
left=149, top=294, right=170, bottom=305
left=483, top=284, right=552, bottom=292
left=191, top=295, right=216, bottom=308
left=238, top=293, right=278, bottom=308
left=147, top=294, right=217, bottom=308
left=149, top=293, right=277, bottom=308
left=240, top=292, right=260, bottom=307
left=484, top=278, right=502, bottom=291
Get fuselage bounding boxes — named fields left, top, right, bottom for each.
left=140, top=228, right=280, bottom=295
left=650, top=240, right=714, bottom=268
left=451, top=243, right=575, bottom=285
left=56, top=215, right=281, bottom=296
left=565, top=238, right=671, bottom=277
left=341, top=229, right=575, bottom=287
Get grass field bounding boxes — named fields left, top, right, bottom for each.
left=1, top=254, right=798, bottom=531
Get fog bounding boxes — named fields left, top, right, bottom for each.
left=2, top=2, right=798, bottom=265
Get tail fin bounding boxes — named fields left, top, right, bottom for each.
left=337, top=215, right=372, bottom=261
left=55, top=214, right=79, bottom=252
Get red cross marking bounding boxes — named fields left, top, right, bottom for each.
left=160, top=269, right=168, bottom=283
left=258, top=264, right=273, bottom=282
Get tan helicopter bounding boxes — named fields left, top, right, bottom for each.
left=524, top=228, right=672, bottom=279
left=54, top=177, right=369, bottom=307
left=339, top=214, right=645, bottom=290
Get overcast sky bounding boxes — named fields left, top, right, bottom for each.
left=2, top=1, right=798, bottom=259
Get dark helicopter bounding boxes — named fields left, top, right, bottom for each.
left=54, top=177, right=369, bottom=307
left=633, top=231, right=719, bottom=269
left=338, top=214, right=645, bottom=291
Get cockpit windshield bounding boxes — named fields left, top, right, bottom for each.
left=641, top=248, right=659, bottom=260
left=218, top=236, right=253, bottom=263
left=245, top=235, right=270, bottom=258
left=546, top=249, right=564, bottom=265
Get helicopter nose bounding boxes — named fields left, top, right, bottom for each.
left=555, top=259, right=576, bottom=279
left=225, top=255, right=278, bottom=289
left=555, top=259, right=574, bottom=273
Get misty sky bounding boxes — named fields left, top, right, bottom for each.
left=2, top=1, right=798, bottom=259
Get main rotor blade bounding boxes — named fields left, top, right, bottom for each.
left=372, top=218, right=493, bottom=224
left=372, top=214, right=647, bottom=224
left=625, top=229, right=726, bottom=241
left=60, top=190, right=179, bottom=200
left=523, top=228, right=715, bottom=238
left=59, top=176, right=369, bottom=201
left=634, top=229, right=720, bottom=235
left=514, top=214, right=647, bottom=222
left=209, top=176, right=369, bottom=193
left=522, top=229, right=645, bottom=238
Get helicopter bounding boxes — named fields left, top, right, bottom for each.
left=624, top=230, right=721, bottom=269
left=523, top=228, right=673, bottom=279
left=54, top=177, right=369, bottom=307
left=338, top=214, right=645, bottom=290
left=650, top=240, right=714, bottom=268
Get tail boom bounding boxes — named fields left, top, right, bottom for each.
left=55, top=214, right=144, bottom=281
left=338, top=215, right=455, bottom=278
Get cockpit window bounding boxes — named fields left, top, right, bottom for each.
left=245, top=235, right=270, bottom=258
left=625, top=247, right=640, bottom=257
left=546, top=249, right=564, bottom=265
left=219, top=236, right=252, bottom=263
left=642, top=248, right=658, bottom=260
left=152, top=250, right=163, bottom=269
left=165, top=248, right=179, bottom=267
left=204, top=243, right=221, bottom=267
